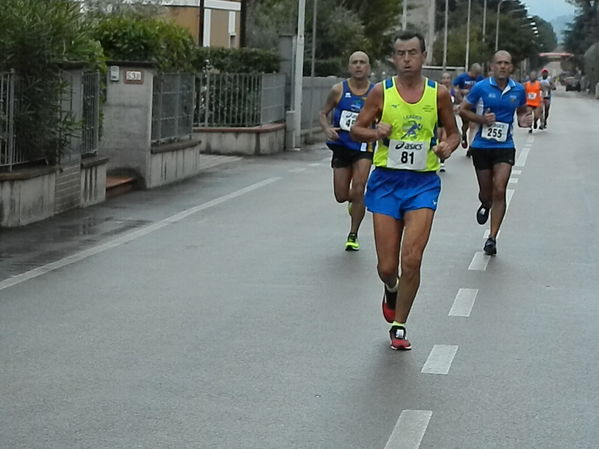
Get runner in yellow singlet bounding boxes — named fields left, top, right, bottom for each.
left=351, top=31, right=460, bottom=350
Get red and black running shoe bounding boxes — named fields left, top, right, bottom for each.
left=389, top=325, right=412, bottom=351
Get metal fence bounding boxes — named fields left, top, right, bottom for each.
left=0, top=71, right=24, bottom=171
left=194, top=72, right=286, bottom=127
left=82, top=72, right=101, bottom=155
left=151, top=72, right=195, bottom=144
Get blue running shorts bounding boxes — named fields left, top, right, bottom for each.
left=365, top=168, right=441, bottom=220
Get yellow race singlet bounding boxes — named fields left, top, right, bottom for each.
left=374, top=77, right=439, bottom=172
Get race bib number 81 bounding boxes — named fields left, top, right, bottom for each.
left=388, top=139, right=429, bottom=170
left=482, top=121, right=509, bottom=143
left=340, top=110, right=359, bottom=131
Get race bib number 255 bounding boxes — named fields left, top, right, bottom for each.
left=481, top=121, right=509, bottom=143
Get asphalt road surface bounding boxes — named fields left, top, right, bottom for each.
left=1, top=87, right=598, bottom=449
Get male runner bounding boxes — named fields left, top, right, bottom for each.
left=320, top=51, right=375, bottom=251
left=351, top=31, right=460, bottom=350
left=453, top=63, right=484, bottom=154
left=458, top=50, right=532, bottom=256
left=524, top=71, right=542, bottom=133
left=539, top=68, right=555, bottom=129
left=439, top=72, right=459, bottom=172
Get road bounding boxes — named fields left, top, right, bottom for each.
left=1, top=88, right=598, bottom=449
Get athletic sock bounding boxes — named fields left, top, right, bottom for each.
left=385, top=277, right=399, bottom=292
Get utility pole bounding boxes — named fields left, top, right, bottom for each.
left=308, top=0, right=318, bottom=141
left=402, top=0, right=407, bottom=30
left=465, top=0, right=471, bottom=70
left=293, top=0, right=306, bottom=147
left=443, top=0, right=448, bottom=70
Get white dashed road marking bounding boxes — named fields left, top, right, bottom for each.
left=469, top=251, right=491, bottom=271
left=383, top=410, right=433, bottom=449
left=449, top=288, right=479, bottom=317
left=515, top=147, right=530, bottom=167
left=422, top=345, right=459, bottom=375
left=288, top=167, right=307, bottom=173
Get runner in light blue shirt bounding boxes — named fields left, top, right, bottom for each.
left=458, top=50, right=532, bottom=256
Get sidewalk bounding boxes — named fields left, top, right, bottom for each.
left=0, top=154, right=242, bottom=282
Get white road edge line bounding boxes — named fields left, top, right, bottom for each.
left=422, top=345, right=459, bottom=375
left=512, top=169, right=522, bottom=175
left=0, top=177, right=282, bottom=292
left=449, top=288, right=479, bottom=317
left=308, top=162, right=321, bottom=167
left=383, top=410, right=433, bottom=449
left=469, top=251, right=491, bottom=271
left=508, top=177, right=518, bottom=184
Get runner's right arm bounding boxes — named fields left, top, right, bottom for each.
left=350, top=84, right=391, bottom=142
left=458, top=83, right=495, bottom=126
left=319, top=83, right=343, bottom=141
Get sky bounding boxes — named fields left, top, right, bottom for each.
left=523, top=0, right=577, bottom=21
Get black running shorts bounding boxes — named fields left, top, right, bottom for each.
left=328, top=145, right=373, bottom=169
left=470, top=147, right=516, bottom=170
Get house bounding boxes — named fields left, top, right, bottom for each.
left=160, top=0, right=245, bottom=48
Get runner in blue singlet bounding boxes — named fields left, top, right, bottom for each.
left=319, top=51, right=375, bottom=251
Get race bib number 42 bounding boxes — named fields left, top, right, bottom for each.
left=339, top=110, right=359, bottom=131
left=481, top=121, right=509, bottom=143
left=388, top=140, right=429, bottom=170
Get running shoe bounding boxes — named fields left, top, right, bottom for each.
left=528, top=128, right=533, bottom=134
left=389, top=325, right=412, bottom=351
left=483, top=237, right=497, bottom=255
left=382, top=282, right=398, bottom=323
left=476, top=204, right=490, bottom=225
left=461, top=134, right=468, bottom=149
left=466, top=149, right=472, bottom=158
left=345, top=232, right=359, bottom=251
left=440, top=161, right=446, bottom=172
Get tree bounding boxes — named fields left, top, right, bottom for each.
left=246, top=0, right=366, bottom=76
left=0, top=0, right=103, bottom=165
left=564, top=0, right=599, bottom=56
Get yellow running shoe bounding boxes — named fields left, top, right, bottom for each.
left=345, top=232, right=359, bottom=251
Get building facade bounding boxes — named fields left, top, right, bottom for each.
left=161, top=0, right=244, bottom=48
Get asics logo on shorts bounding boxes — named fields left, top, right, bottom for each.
left=394, top=142, right=425, bottom=151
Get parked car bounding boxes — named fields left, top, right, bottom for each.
left=564, top=76, right=581, bottom=91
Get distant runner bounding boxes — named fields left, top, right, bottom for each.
left=320, top=51, right=375, bottom=251
left=539, top=68, right=555, bottom=129
left=439, top=72, right=459, bottom=172
left=524, top=71, right=542, bottom=133
left=453, top=63, right=484, bottom=156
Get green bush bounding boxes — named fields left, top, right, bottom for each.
left=0, top=0, right=103, bottom=165
left=91, top=14, right=196, bottom=71
left=193, top=47, right=280, bottom=73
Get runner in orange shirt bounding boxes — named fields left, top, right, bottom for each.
left=524, top=71, right=542, bottom=133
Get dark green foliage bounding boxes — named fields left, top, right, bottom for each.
left=193, top=47, right=280, bottom=73
left=91, top=13, right=196, bottom=71
left=0, top=0, right=102, bottom=165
